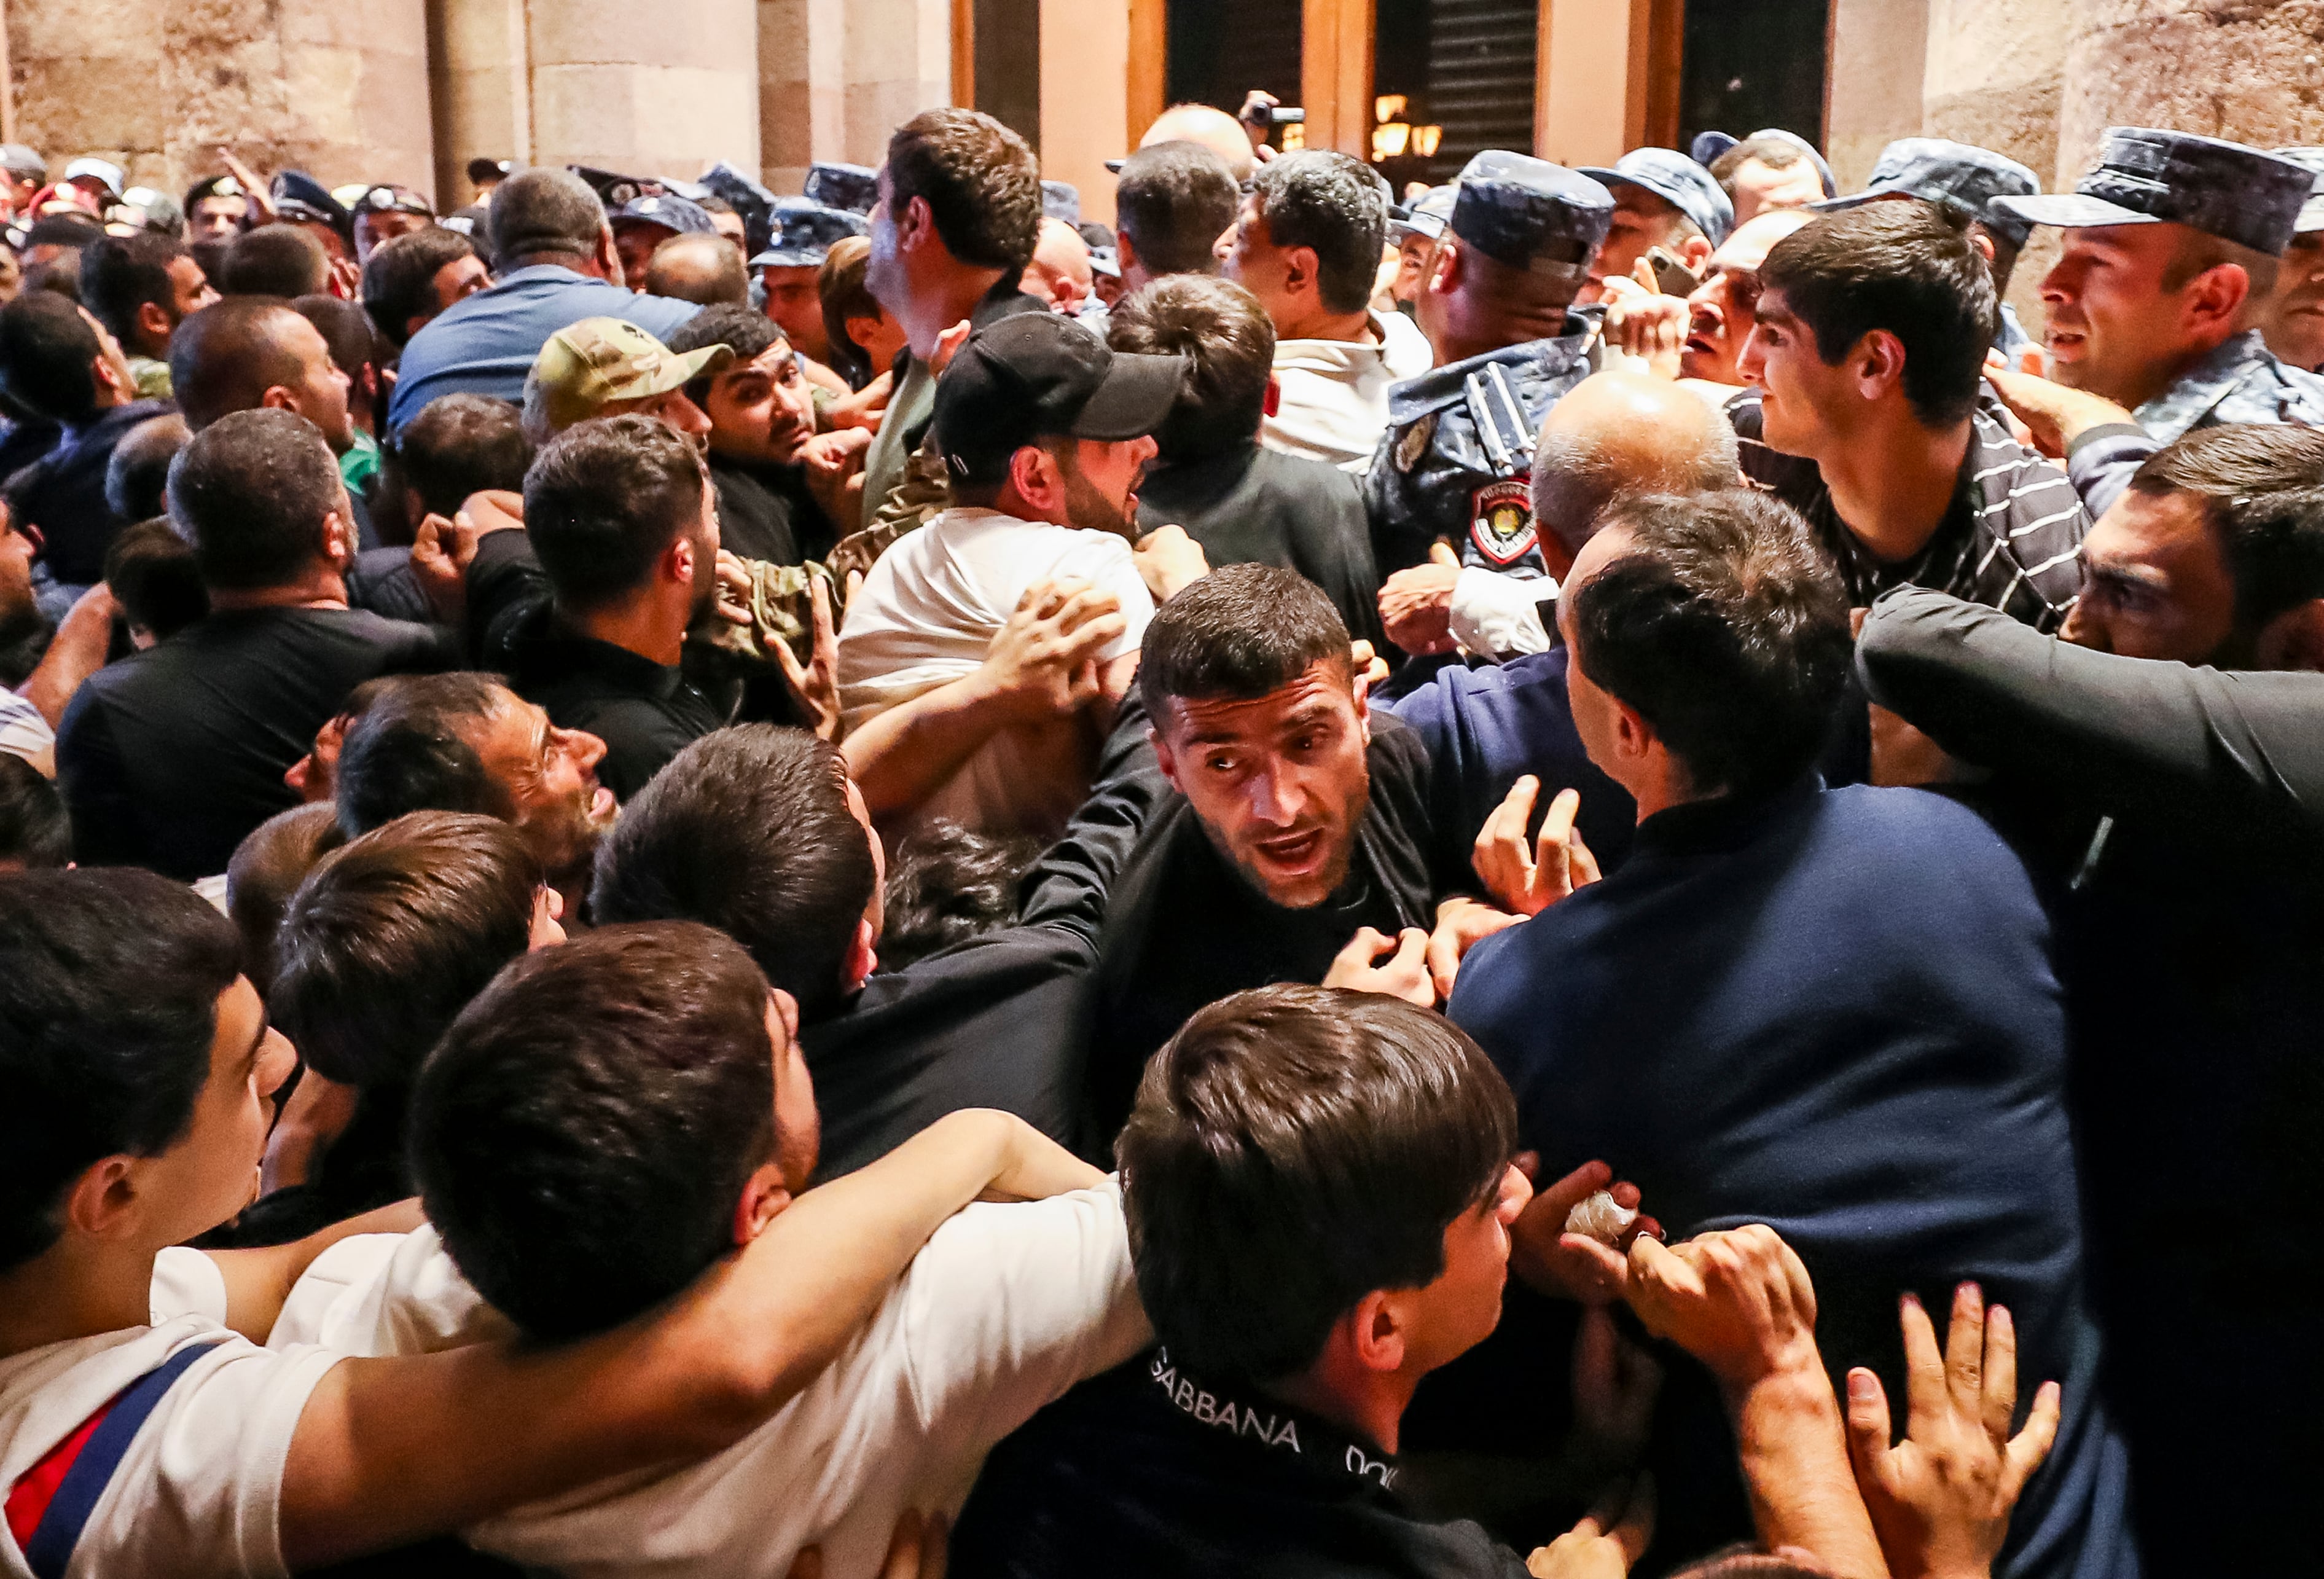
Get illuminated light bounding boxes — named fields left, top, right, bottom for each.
left=1412, top=124, right=1443, bottom=158
left=1375, top=94, right=1408, bottom=123
left=1281, top=122, right=1306, bottom=151
left=1372, top=122, right=1411, bottom=161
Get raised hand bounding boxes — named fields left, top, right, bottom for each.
left=1624, top=1224, right=1821, bottom=1393
left=1525, top=1475, right=1656, bottom=1579
left=1844, top=1283, right=2060, bottom=1579
left=979, top=578, right=1127, bottom=721
left=1321, top=926, right=1436, bottom=1008
left=1132, top=523, right=1209, bottom=603
left=775, top=571, right=843, bottom=741
left=1473, top=777, right=1602, bottom=917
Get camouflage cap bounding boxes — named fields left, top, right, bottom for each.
left=1814, top=137, right=2040, bottom=249
left=805, top=161, right=878, bottom=215
left=2274, top=147, right=2324, bottom=235
left=351, top=183, right=434, bottom=220
left=609, top=191, right=718, bottom=237
left=1447, top=152, right=1614, bottom=281
left=1994, top=127, right=2314, bottom=256
left=1043, top=180, right=1081, bottom=225
left=748, top=198, right=869, bottom=268
left=1578, top=146, right=1734, bottom=247
left=525, top=316, right=732, bottom=433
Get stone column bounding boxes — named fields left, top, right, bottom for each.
left=12, top=0, right=436, bottom=201
left=525, top=0, right=761, bottom=183
left=761, top=0, right=847, bottom=194
left=1826, top=0, right=1930, bottom=189
left=839, top=0, right=952, bottom=167
left=429, top=0, right=531, bottom=207
left=2058, top=0, right=2324, bottom=182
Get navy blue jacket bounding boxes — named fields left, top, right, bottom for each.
left=1449, top=777, right=2135, bottom=1579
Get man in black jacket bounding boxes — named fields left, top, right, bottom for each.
left=1858, top=439, right=2324, bottom=1574
left=1109, top=274, right=1383, bottom=650
left=589, top=697, right=1166, bottom=1177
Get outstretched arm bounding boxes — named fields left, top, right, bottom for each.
left=279, top=1110, right=1089, bottom=1569
left=1626, top=1226, right=1890, bottom=1578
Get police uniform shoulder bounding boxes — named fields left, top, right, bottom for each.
left=1385, top=334, right=1589, bottom=425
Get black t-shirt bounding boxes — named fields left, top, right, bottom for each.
left=1087, top=718, right=1439, bottom=1142
left=708, top=452, right=837, bottom=566
left=56, top=605, right=455, bottom=878
left=4, top=399, right=175, bottom=586
left=951, top=1350, right=1528, bottom=1579
left=1135, top=442, right=1385, bottom=652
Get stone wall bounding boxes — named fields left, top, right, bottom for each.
left=2057, top=0, right=2324, bottom=180
left=1826, top=0, right=1931, bottom=190
left=13, top=0, right=434, bottom=200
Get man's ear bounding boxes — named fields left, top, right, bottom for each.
left=2256, top=597, right=2324, bottom=672
left=2187, top=263, right=2251, bottom=334
left=1284, top=244, right=1321, bottom=301
left=1006, top=443, right=1060, bottom=513
left=1854, top=329, right=1907, bottom=401
left=1426, top=238, right=1462, bottom=297
left=1680, top=234, right=1713, bottom=273
left=665, top=530, right=697, bottom=587
left=731, top=1161, right=792, bottom=1245
left=1970, top=232, right=1997, bottom=265
left=135, top=299, right=173, bottom=350
left=320, top=509, right=356, bottom=567
left=1351, top=672, right=1372, bottom=742
left=259, top=384, right=298, bottom=414
left=1116, top=230, right=1140, bottom=277
left=1611, top=694, right=1659, bottom=766
left=841, top=918, right=877, bottom=992
left=1344, top=1289, right=1409, bottom=1375
left=595, top=224, right=624, bottom=287
left=63, top=1154, right=145, bottom=1243
left=1149, top=724, right=1185, bottom=794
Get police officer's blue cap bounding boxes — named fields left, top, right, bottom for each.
left=1448, top=152, right=1614, bottom=280
left=2273, top=147, right=2324, bottom=235
left=1388, top=184, right=1458, bottom=245
left=805, top=162, right=878, bottom=215
left=1994, top=127, right=2313, bottom=257
left=1815, top=138, right=2041, bottom=250
left=610, top=191, right=718, bottom=237
left=1691, top=131, right=1739, bottom=168
left=749, top=200, right=869, bottom=268
left=700, top=161, right=778, bottom=251
left=1577, top=147, right=1732, bottom=247
left=270, top=170, right=351, bottom=235
left=1042, top=181, right=1081, bottom=225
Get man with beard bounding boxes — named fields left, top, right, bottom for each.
left=328, top=672, right=617, bottom=915
left=836, top=312, right=1184, bottom=837
left=2259, top=147, right=2324, bottom=374
left=471, top=413, right=730, bottom=799
left=665, top=305, right=837, bottom=565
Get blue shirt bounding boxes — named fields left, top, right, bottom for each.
left=1449, top=778, right=2136, bottom=1579
left=386, top=265, right=701, bottom=430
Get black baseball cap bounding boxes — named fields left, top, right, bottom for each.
left=934, top=313, right=1186, bottom=486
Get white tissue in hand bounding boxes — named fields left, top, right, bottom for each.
left=1563, top=1189, right=1637, bottom=1245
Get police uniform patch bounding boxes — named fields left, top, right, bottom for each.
left=1469, top=477, right=1535, bottom=566
left=1395, top=413, right=1435, bottom=474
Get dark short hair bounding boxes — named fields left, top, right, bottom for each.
left=590, top=726, right=877, bottom=1019
left=667, top=303, right=782, bottom=406
left=2130, top=424, right=2324, bottom=630
left=1138, top=562, right=1352, bottom=722
left=385, top=393, right=531, bottom=519
left=1759, top=202, right=1996, bottom=428
left=360, top=226, right=480, bottom=348
left=168, top=297, right=312, bottom=431
left=273, top=811, right=539, bottom=1088
left=488, top=168, right=606, bottom=264
left=1106, top=275, right=1273, bottom=460
left=885, top=108, right=1043, bottom=273
left=103, top=412, right=190, bottom=521
left=1573, top=489, right=1851, bottom=799
left=103, top=517, right=207, bottom=641
left=878, top=818, right=1041, bottom=971
left=166, top=407, right=345, bottom=590
left=0, top=753, right=68, bottom=869
left=79, top=230, right=187, bottom=347
left=645, top=233, right=748, bottom=307
left=334, top=672, right=519, bottom=837
left=409, top=922, right=778, bottom=1339
left=1119, top=984, right=1517, bottom=1382
left=290, top=293, right=375, bottom=378
left=0, top=291, right=103, bottom=422
left=0, top=869, right=240, bottom=1271
left=523, top=414, right=709, bottom=611
left=225, top=802, right=344, bottom=997
left=220, top=224, right=329, bottom=298
left=1248, top=151, right=1387, bottom=316
left=1116, top=141, right=1240, bottom=279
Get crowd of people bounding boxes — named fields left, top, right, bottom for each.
left=0, top=84, right=2318, bottom=1579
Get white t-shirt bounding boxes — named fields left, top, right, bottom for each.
left=835, top=508, right=1154, bottom=836
left=0, top=689, right=53, bottom=770
left=1261, top=309, right=1434, bottom=471
left=273, top=1181, right=1148, bottom=1579
left=0, top=1252, right=342, bottom=1579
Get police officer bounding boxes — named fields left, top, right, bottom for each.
left=804, top=160, right=878, bottom=216
left=2261, top=146, right=2324, bottom=374
left=1814, top=136, right=2041, bottom=358
left=1993, top=127, right=2324, bottom=442
left=750, top=199, right=869, bottom=367
left=1361, top=151, right=1613, bottom=582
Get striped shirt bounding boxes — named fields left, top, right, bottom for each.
left=1728, top=390, right=2087, bottom=632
